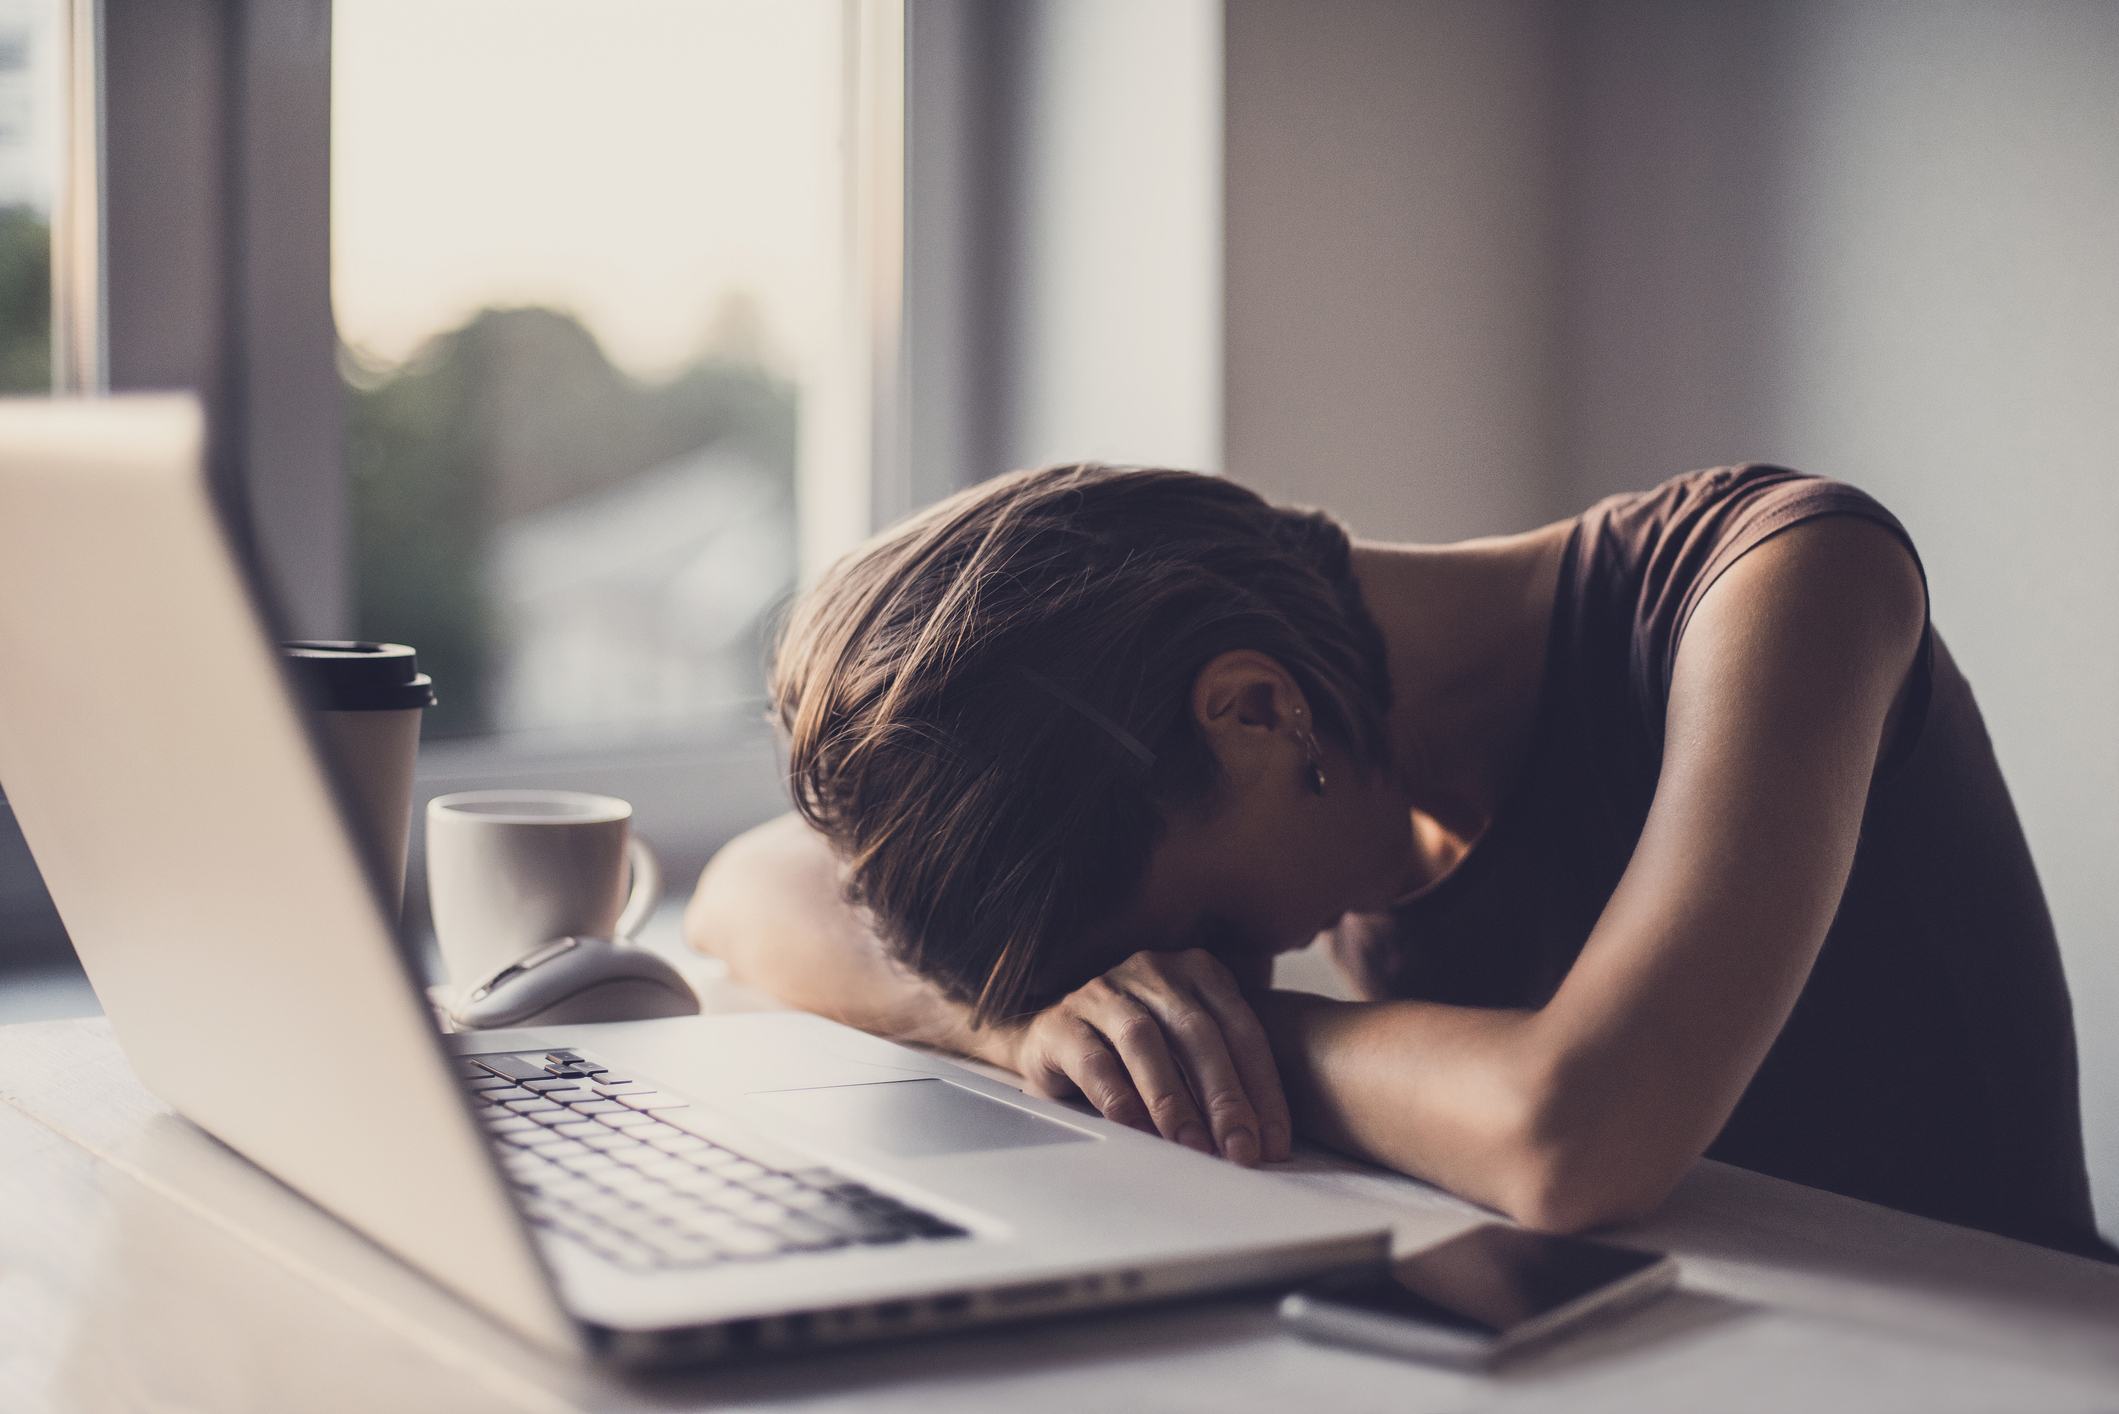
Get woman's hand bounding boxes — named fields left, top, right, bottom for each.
left=1001, top=949, right=1292, bottom=1166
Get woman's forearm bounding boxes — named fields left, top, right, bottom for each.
left=683, top=814, right=1016, bottom=1066
left=1256, top=991, right=1685, bottom=1232
left=1259, top=993, right=1533, bottom=1201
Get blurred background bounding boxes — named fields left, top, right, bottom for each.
left=0, top=0, right=2111, bottom=1244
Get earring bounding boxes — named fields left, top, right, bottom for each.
left=1299, top=729, right=1328, bottom=797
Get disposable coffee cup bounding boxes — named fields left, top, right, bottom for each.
left=283, top=640, right=436, bottom=918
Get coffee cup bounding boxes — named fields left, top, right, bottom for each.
left=283, top=640, right=435, bottom=918
left=425, top=789, right=662, bottom=993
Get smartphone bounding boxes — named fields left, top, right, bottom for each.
left=1279, top=1223, right=1677, bottom=1369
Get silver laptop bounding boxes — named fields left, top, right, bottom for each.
left=0, top=395, right=1389, bottom=1365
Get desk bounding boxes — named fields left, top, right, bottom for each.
left=4, top=1014, right=2116, bottom=1414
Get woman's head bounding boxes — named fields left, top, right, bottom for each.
left=774, top=464, right=1396, bottom=1025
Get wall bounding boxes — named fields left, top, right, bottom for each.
left=901, top=0, right=1221, bottom=495
left=1224, top=0, right=1568, bottom=543
left=1555, top=0, right=1794, bottom=506
left=1768, top=0, right=2119, bottom=1242
left=1224, top=0, right=2119, bottom=1240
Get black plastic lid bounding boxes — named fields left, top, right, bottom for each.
left=282, top=641, right=437, bottom=712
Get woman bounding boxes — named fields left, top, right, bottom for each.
left=687, top=462, right=2111, bottom=1260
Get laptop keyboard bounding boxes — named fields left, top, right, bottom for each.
left=460, top=1050, right=969, bottom=1272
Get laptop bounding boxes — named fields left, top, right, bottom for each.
left=0, top=395, right=1390, bottom=1365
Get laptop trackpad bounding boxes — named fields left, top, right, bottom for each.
left=750, top=1078, right=1097, bottom=1158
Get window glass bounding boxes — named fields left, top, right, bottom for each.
left=0, top=0, right=54, bottom=394
left=333, top=1, right=843, bottom=744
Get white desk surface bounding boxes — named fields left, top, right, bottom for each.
left=3, top=1012, right=2116, bottom=1414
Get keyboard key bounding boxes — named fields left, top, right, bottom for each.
left=551, top=1120, right=606, bottom=1139
left=645, top=1133, right=710, bottom=1154
left=597, top=1110, right=660, bottom=1130
left=523, top=1078, right=588, bottom=1094
left=568, top=1100, right=627, bottom=1115
left=555, top=1152, right=619, bottom=1174
left=539, top=1176, right=601, bottom=1198
left=536, top=1091, right=597, bottom=1108
left=638, top=1198, right=707, bottom=1225
left=636, top=1158, right=698, bottom=1180
left=486, top=1116, right=540, bottom=1135
left=503, top=1099, right=563, bottom=1116
left=617, top=1092, right=688, bottom=1110
left=536, top=1139, right=593, bottom=1158
left=631, top=1127, right=690, bottom=1153
left=469, top=1054, right=556, bottom=1082
left=499, top=1129, right=557, bottom=1149
left=481, top=1086, right=536, bottom=1104
left=630, top=1120, right=687, bottom=1140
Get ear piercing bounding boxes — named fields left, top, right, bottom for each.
left=1294, top=708, right=1327, bottom=797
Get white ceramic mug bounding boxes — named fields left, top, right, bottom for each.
left=425, top=789, right=662, bottom=993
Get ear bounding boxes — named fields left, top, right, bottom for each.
left=1189, top=650, right=1311, bottom=787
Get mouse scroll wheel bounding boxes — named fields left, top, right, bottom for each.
left=466, top=937, right=583, bottom=1001
left=519, top=937, right=584, bottom=971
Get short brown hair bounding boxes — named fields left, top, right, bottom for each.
left=774, top=464, right=1391, bottom=1026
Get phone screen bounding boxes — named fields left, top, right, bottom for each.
left=1322, top=1225, right=1666, bottom=1337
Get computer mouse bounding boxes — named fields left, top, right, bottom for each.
left=451, top=936, right=701, bottom=1030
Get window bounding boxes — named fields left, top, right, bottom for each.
left=333, top=2, right=842, bottom=747
left=331, top=2, right=902, bottom=928
left=0, top=2, right=904, bottom=1000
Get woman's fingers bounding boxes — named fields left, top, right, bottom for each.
left=1120, top=981, right=1259, bottom=1163
left=1109, top=950, right=1285, bottom=1165
left=1018, top=1007, right=1208, bottom=1152
left=1075, top=982, right=1217, bottom=1153
left=1017, top=949, right=1291, bottom=1166
left=1179, top=957, right=1294, bottom=1162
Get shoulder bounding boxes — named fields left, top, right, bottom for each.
left=1667, top=513, right=1928, bottom=796
left=1562, top=466, right=1928, bottom=720
left=1578, top=465, right=1920, bottom=569
left=1689, top=515, right=1926, bottom=663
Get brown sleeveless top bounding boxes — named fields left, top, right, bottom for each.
left=1330, top=466, right=2110, bottom=1259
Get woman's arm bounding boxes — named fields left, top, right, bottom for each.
left=686, top=813, right=1293, bottom=1165
left=1256, top=514, right=1928, bottom=1229
left=683, top=812, right=1000, bottom=1059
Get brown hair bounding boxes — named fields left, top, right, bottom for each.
left=774, top=464, right=1391, bottom=1026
